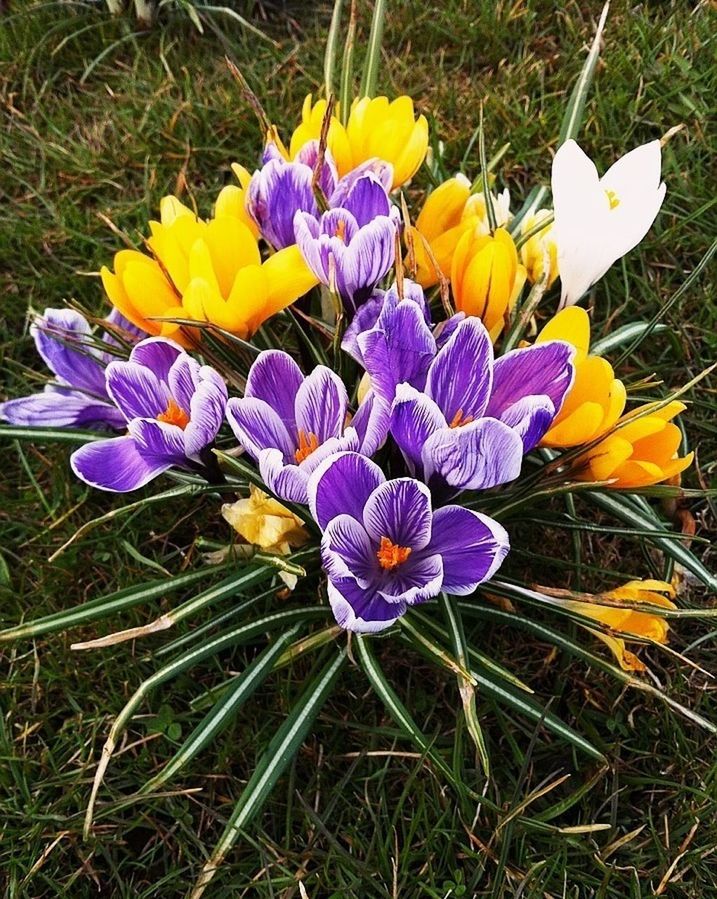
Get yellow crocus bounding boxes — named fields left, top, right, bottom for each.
left=101, top=191, right=316, bottom=340
left=451, top=226, right=526, bottom=340
left=574, top=400, right=694, bottom=488
left=555, top=579, right=676, bottom=672
left=222, top=485, right=308, bottom=556
left=519, top=208, right=559, bottom=288
left=537, top=307, right=626, bottom=447
left=289, top=94, right=429, bottom=190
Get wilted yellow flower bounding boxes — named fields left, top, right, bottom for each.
left=555, top=579, right=676, bottom=671
left=290, top=94, right=428, bottom=190
left=451, top=226, right=526, bottom=340
left=222, top=485, right=308, bottom=556
left=574, top=400, right=694, bottom=488
left=101, top=191, right=316, bottom=340
left=537, top=307, right=626, bottom=447
left=519, top=209, right=559, bottom=288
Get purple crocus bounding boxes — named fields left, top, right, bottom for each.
left=387, top=317, right=575, bottom=492
left=246, top=141, right=338, bottom=250
left=225, top=350, right=389, bottom=505
left=71, top=337, right=227, bottom=492
left=309, top=451, right=510, bottom=632
left=293, top=170, right=401, bottom=315
left=0, top=308, right=129, bottom=430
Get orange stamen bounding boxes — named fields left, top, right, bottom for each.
left=449, top=408, right=474, bottom=429
left=605, top=189, right=620, bottom=210
left=157, top=397, right=190, bottom=429
left=376, top=536, right=412, bottom=571
left=295, top=429, right=320, bottom=463
left=335, top=219, right=347, bottom=242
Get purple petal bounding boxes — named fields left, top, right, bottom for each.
left=294, top=366, right=348, bottom=444
left=128, top=418, right=187, bottom=462
left=294, top=140, right=338, bottom=198
left=32, top=309, right=107, bottom=396
left=378, top=552, right=443, bottom=606
left=329, top=159, right=394, bottom=208
left=434, top=313, right=465, bottom=350
left=428, top=506, right=510, bottom=594
left=327, top=577, right=405, bottom=633
left=497, top=394, right=556, bottom=452
left=168, top=355, right=201, bottom=411
left=71, top=436, right=173, bottom=492
left=103, top=307, right=147, bottom=344
left=426, top=318, right=494, bottom=423
left=129, top=337, right=184, bottom=386
left=351, top=392, right=390, bottom=456
left=486, top=342, right=575, bottom=422
left=337, top=215, right=397, bottom=311
left=357, top=301, right=436, bottom=404
left=308, top=451, right=385, bottom=530
left=298, top=429, right=362, bottom=475
left=258, top=449, right=310, bottom=505
left=341, top=290, right=386, bottom=365
left=245, top=350, right=304, bottom=439
left=422, top=417, right=524, bottom=491
left=363, top=478, right=433, bottom=551
left=339, top=173, right=392, bottom=227
left=105, top=361, right=169, bottom=421
left=226, top=397, right=294, bottom=461
left=0, top=390, right=125, bottom=430
left=389, top=384, right=445, bottom=473
left=321, top=514, right=378, bottom=585
left=184, top=369, right=228, bottom=459
left=247, top=158, right=318, bottom=249
left=293, top=212, right=328, bottom=282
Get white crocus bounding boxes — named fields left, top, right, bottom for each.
left=552, top=139, right=666, bottom=308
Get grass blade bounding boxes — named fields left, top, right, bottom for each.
left=189, top=648, right=347, bottom=898
left=141, top=625, right=303, bottom=794
left=558, top=2, right=609, bottom=144
left=359, top=0, right=386, bottom=98
left=324, top=0, right=344, bottom=97
left=339, top=0, right=357, bottom=127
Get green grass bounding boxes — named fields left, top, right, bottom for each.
left=1, top=1, right=716, bottom=896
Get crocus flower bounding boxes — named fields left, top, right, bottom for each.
left=294, top=171, right=401, bottom=315
left=518, top=209, right=559, bottom=288
left=71, top=337, right=227, bottom=492
left=451, top=226, right=526, bottom=341
left=290, top=94, right=428, bottom=190
left=573, top=400, right=693, bottom=489
left=542, top=579, right=676, bottom=672
left=552, top=139, right=666, bottom=308
left=101, top=192, right=317, bottom=341
left=536, top=307, right=626, bottom=447
left=226, top=351, right=389, bottom=505
left=308, top=451, right=510, bottom=632
left=222, top=484, right=308, bottom=556
left=244, top=141, right=338, bottom=250
left=1, top=309, right=127, bottom=430
left=387, top=317, right=574, bottom=492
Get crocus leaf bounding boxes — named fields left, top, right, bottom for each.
left=558, top=2, right=609, bottom=145
left=360, top=0, right=387, bottom=99
left=324, top=0, right=344, bottom=97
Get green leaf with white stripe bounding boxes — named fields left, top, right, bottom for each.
left=359, top=0, right=387, bottom=98
left=558, top=2, right=609, bottom=145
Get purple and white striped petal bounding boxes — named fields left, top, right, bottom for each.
left=258, top=449, right=312, bottom=505
left=226, top=397, right=295, bottom=462
left=337, top=215, right=397, bottom=311
left=377, top=552, right=443, bottom=605
left=321, top=514, right=379, bottom=586
left=71, top=436, right=174, bottom=492
left=363, top=477, right=433, bottom=551
left=0, top=389, right=125, bottom=430
left=245, top=350, right=303, bottom=438
left=247, top=157, right=318, bottom=249
left=168, top=354, right=202, bottom=412
left=339, top=172, right=392, bottom=227
left=351, top=391, right=390, bottom=457
left=105, top=361, right=170, bottom=422
left=129, top=337, right=184, bottom=386
left=486, top=341, right=574, bottom=423
left=327, top=577, right=405, bottom=633
left=329, top=159, right=393, bottom=209
left=294, top=366, right=348, bottom=444
left=427, top=506, right=510, bottom=595
left=128, top=418, right=187, bottom=463
left=184, top=369, right=228, bottom=460
left=308, top=451, right=385, bottom=530
left=426, top=317, right=494, bottom=423
left=32, top=309, right=107, bottom=395
left=390, top=384, right=445, bottom=473
left=422, top=417, right=524, bottom=491
left=496, top=394, right=556, bottom=452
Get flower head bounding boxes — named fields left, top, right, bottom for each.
left=519, top=209, right=559, bottom=288
left=71, top=337, right=227, bottom=492
left=0, top=309, right=129, bottom=430
left=222, top=484, right=308, bottom=555
left=451, top=227, right=526, bottom=341
left=290, top=94, right=428, bottom=190
left=294, top=171, right=400, bottom=315
left=537, top=307, right=626, bottom=447
left=101, top=192, right=316, bottom=340
left=552, top=139, right=666, bottom=308
left=309, top=452, right=509, bottom=632
left=574, top=400, right=693, bottom=488
left=226, top=351, right=389, bottom=505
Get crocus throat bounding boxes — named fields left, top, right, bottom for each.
left=605, top=189, right=620, bottom=210
left=335, top=219, right=347, bottom=242
left=295, top=429, right=320, bottom=463
left=157, top=397, right=190, bottom=429
left=376, top=536, right=412, bottom=571
left=449, top=408, right=474, bottom=429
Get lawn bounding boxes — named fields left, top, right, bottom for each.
left=1, top=1, right=716, bottom=896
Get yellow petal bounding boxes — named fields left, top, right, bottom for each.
left=537, top=306, right=591, bottom=356
left=416, top=177, right=471, bottom=243
left=160, top=195, right=196, bottom=226
left=262, top=244, right=319, bottom=319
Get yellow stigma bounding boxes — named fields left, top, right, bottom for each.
left=376, top=536, right=412, bottom=571
left=157, top=397, right=190, bottom=429
left=295, top=429, right=320, bottom=463
left=449, top=408, right=474, bottom=429
left=605, top=189, right=620, bottom=210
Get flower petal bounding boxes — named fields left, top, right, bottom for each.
left=32, top=309, right=107, bottom=395
left=363, top=477, right=433, bottom=550
left=327, top=576, right=405, bottom=633
left=226, top=397, right=295, bottom=461
left=351, top=391, right=390, bottom=456
left=426, top=317, right=494, bottom=422
left=0, top=389, right=125, bottom=430
left=71, top=436, right=172, bottom=492
left=258, top=448, right=310, bottom=505
left=167, top=354, right=202, bottom=411
left=308, top=451, right=384, bottom=529
left=377, top=552, right=443, bottom=606
left=428, top=506, right=509, bottom=594
left=105, top=361, right=169, bottom=421
left=390, top=384, right=445, bottom=473
left=496, top=394, right=556, bottom=452
left=321, top=514, right=378, bottom=585
left=128, top=418, right=187, bottom=462
left=245, top=350, right=304, bottom=438
left=129, top=337, right=185, bottom=385
left=184, top=368, right=228, bottom=459
left=294, top=365, right=348, bottom=444
left=487, top=341, right=574, bottom=424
